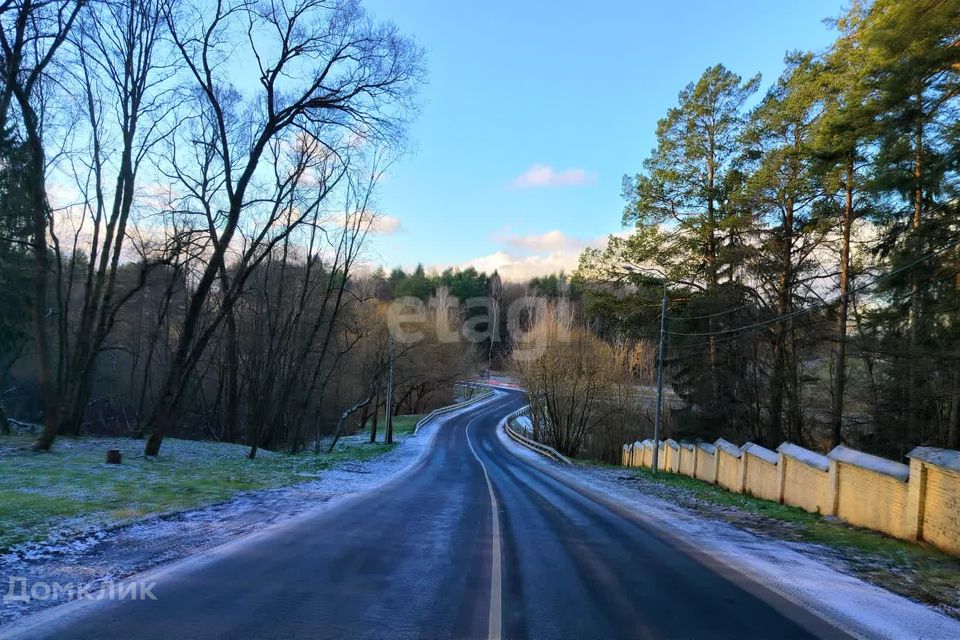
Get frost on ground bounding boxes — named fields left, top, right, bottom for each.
left=0, top=396, right=495, bottom=629
left=496, top=423, right=960, bottom=640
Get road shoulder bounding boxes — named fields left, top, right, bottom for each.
left=495, top=423, right=960, bottom=640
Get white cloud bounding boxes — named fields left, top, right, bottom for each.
left=369, top=214, right=402, bottom=235
left=339, top=211, right=402, bottom=236
left=459, top=250, right=581, bottom=281
left=452, top=230, right=621, bottom=281
left=500, top=229, right=575, bottom=252
left=510, top=164, right=596, bottom=188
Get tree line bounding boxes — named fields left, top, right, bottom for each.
left=576, top=0, right=960, bottom=459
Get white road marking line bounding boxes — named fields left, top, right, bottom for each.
left=466, top=410, right=503, bottom=640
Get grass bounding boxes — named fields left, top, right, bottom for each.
left=0, top=434, right=392, bottom=551
left=617, top=465, right=960, bottom=616
left=363, top=414, right=425, bottom=439
left=387, top=414, right=424, bottom=436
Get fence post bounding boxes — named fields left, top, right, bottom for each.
left=738, top=453, right=748, bottom=494
left=776, top=452, right=787, bottom=504
left=905, top=458, right=928, bottom=542
left=827, top=459, right=840, bottom=517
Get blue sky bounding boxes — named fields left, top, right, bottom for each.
left=362, top=0, right=845, bottom=281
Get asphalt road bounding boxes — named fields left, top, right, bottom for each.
left=17, top=389, right=848, bottom=639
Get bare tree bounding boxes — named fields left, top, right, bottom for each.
left=515, top=306, right=628, bottom=458
left=141, top=0, right=423, bottom=455
left=39, top=0, right=174, bottom=448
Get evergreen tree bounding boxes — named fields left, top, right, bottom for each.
left=741, top=53, right=827, bottom=444
left=621, top=64, right=761, bottom=434
left=0, top=133, right=32, bottom=433
left=858, top=0, right=960, bottom=451
left=813, top=3, right=878, bottom=446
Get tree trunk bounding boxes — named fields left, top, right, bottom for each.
left=705, top=140, right=720, bottom=409
left=61, top=373, right=95, bottom=437
left=907, top=101, right=923, bottom=441
left=949, top=364, right=960, bottom=450
left=369, top=388, right=380, bottom=444
left=0, top=402, right=10, bottom=435
left=359, top=402, right=370, bottom=441
left=144, top=412, right=170, bottom=456
left=224, top=310, right=240, bottom=442
left=326, top=396, right=373, bottom=454
left=24, top=121, right=61, bottom=452
left=831, top=164, right=854, bottom=447
left=768, top=194, right=795, bottom=446
left=384, top=337, right=394, bottom=445
left=786, top=328, right=802, bottom=443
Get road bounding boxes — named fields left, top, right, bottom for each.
left=15, top=389, right=847, bottom=639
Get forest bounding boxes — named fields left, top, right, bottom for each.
left=0, top=0, right=488, bottom=457
left=571, top=0, right=960, bottom=461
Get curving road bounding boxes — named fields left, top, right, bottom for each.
left=14, top=389, right=848, bottom=639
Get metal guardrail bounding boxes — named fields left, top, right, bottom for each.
left=454, top=381, right=493, bottom=395
left=501, top=405, right=573, bottom=466
left=412, top=388, right=496, bottom=436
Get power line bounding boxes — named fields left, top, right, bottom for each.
left=663, top=234, right=960, bottom=339
left=675, top=301, right=758, bottom=321
left=633, top=201, right=960, bottom=325
left=668, top=265, right=960, bottom=354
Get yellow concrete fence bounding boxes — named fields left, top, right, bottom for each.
left=620, top=438, right=960, bottom=558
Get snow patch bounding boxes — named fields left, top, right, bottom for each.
left=714, top=438, right=742, bottom=458
left=777, top=442, right=829, bottom=471
left=908, top=446, right=960, bottom=474
left=514, top=415, right=533, bottom=434
left=741, top=442, right=779, bottom=466
left=829, top=445, right=909, bottom=481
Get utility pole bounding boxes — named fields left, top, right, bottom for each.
left=384, top=335, right=395, bottom=445
left=651, top=282, right=668, bottom=474
left=621, top=264, right=669, bottom=474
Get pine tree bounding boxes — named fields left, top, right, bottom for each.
left=813, top=2, right=878, bottom=447
left=858, top=0, right=960, bottom=450
left=621, top=64, right=761, bottom=434
left=741, top=53, right=827, bottom=444
left=624, top=64, right=760, bottom=289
